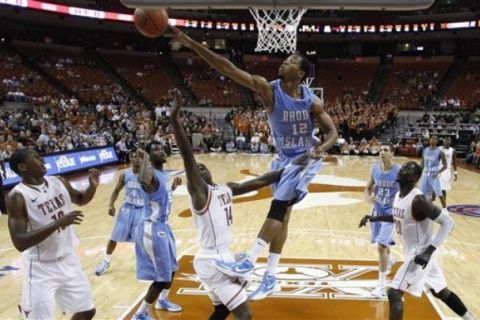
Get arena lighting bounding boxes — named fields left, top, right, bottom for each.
left=0, top=0, right=479, bottom=34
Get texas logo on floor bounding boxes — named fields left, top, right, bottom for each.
left=124, top=256, right=441, bottom=320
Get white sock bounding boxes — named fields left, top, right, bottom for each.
left=462, top=311, right=474, bottom=320
left=136, top=301, right=151, bottom=314
left=104, top=254, right=111, bottom=263
left=266, top=253, right=281, bottom=275
left=379, top=271, right=387, bottom=285
left=246, top=238, right=267, bottom=262
left=160, top=289, right=170, bottom=300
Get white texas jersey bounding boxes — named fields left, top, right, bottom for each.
left=439, top=146, right=454, bottom=172
left=392, top=188, right=433, bottom=256
left=12, top=176, right=78, bottom=261
left=190, top=184, right=233, bottom=250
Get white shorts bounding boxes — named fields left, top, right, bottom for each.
left=193, top=248, right=248, bottom=311
left=20, top=253, right=94, bottom=319
left=390, top=254, right=447, bottom=297
left=439, top=171, right=452, bottom=191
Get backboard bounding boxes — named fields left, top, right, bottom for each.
left=120, top=0, right=435, bottom=10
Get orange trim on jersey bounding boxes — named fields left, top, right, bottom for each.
left=192, top=186, right=212, bottom=216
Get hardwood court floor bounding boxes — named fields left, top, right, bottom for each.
left=0, top=154, right=479, bottom=319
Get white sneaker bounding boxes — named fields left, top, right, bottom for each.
left=95, top=259, right=110, bottom=276
left=386, top=256, right=397, bottom=275
left=371, top=284, right=387, bottom=298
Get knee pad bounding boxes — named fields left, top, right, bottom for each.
left=430, top=288, right=450, bottom=300
left=152, top=281, right=169, bottom=292
left=267, top=200, right=290, bottom=223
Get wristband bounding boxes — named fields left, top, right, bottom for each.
left=454, top=171, right=458, bottom=175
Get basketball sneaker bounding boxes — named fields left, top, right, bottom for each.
left=215, top=254, right=254, bottom=277
left=95, top=259, right=110, bottom=276
left=155, top=298, right=182, bottom=312
left=249, top=271, right=279, bottom=300
left=371, top=284, right=387, bottom=298
left=131, top=312, right=152, bottom=320
left=386, top=256, right=397, bottom=275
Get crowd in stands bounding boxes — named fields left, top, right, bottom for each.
left=383, top=69, right=442, bottom=110
left=2, top=40, right=479, bottom=171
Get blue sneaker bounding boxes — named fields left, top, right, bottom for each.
left=215, top=254, right=254, bottom=277
left=131, top=312, right=152, bottom=320
left=249, top=271, right=279, bottom=300
left=155, top=297, right=182, bottom=312
left=95, top=259, right=110, bottom=276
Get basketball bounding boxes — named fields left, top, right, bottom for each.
left=133, top=8, right=169, bottom=38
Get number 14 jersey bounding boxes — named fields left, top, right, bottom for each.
left=191, top=184, right=233, bottom=250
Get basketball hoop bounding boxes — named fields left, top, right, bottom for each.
left=249, top=7, right=307, bottom=54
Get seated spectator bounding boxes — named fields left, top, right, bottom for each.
left=236, top=133, right=246, bottom=150
left=341, top=143, right=350, bottom=155
left=472, top=141, right=480, bottom=168
left=464, top=140, right=477, bottom=164
left=358, top=138, right=370, bottom=155
left=225, top=140, right=237, bottom=153
left=369, top=137, right=380, bottom=155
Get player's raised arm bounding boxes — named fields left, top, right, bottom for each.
left=137, top=148, right=158, bottom=193
left=58, top=168, right=100, bottom=206
left=171, top=26, right=271, bottom=95
left=169, top=89, right=209, bottom=211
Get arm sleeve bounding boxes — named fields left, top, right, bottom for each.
left=430, top=212, right=454, bottom=249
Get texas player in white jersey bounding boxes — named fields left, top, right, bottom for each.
left=170, top=89, right=307, bottom=320
left=7, top=149, right=100, bottom=320
left=438, top=137, right=457, bottom=204
left=359, top=161, right=474, bottom=320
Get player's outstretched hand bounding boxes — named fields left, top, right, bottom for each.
left=310, top=146, right=326, bottom=160
left=359, top=215, right=371, bottom=228
left=171, top=177, right=182, bottom=191
left=108, top=205, right=115, bottom=217
left=56, top=210, right=84, bottom=229
left=88, top=168, right=100, bottom=188
left=292, top=152, right=309, bottom=166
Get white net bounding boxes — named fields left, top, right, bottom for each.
left=249, top=7, right=307, bottom=54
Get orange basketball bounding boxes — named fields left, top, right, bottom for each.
left=133, top=8, right=169, bottom=38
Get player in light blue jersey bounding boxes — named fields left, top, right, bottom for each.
left=172, top=27, right=338, bottom=300
left=95, top=150, right=146, bottom=276
left=420, top=136, right=447, bottom=209
left=132, top=142, right=182, bottom=320
left=364, top=144, right=400, bottom=297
